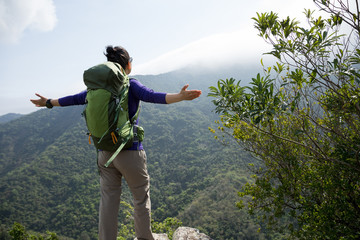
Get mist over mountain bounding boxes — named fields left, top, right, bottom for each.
left=0, top=67, right=270, bottom=239
left=1, top=62, right=263, bottom=117
left=134, top=63, right=262, bottom=90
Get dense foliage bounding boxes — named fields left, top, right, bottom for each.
left=0, top=70, right=266, bottom=239
left=0, top=222, right=59, bottom=240
left=209, top=0, right=360, bottom=239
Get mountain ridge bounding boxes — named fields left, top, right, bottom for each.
left=1, top=63, right=262, bottom=117
left=0, top=113, right=24, bottom=124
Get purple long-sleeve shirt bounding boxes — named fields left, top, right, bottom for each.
left=58, top=78, right=167, bottom=150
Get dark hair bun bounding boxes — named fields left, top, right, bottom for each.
left=106, top=45, right=115, bottom=54
left=104, top=45, right=130, bottom=70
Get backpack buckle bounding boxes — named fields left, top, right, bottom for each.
left=111, top=132, right=118, bottom=144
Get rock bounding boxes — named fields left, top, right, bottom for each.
left=136, top=227, right=211, bottom=240
left=135, top=233, right=169, bottom=240
left=153, top=233, right=170, bottom=240
left=173, top=227, right=212, bottom=240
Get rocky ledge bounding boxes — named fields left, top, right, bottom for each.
left=152, top=227, right=212, bottom=240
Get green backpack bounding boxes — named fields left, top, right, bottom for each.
left=83, top=61, right=143, bottom=167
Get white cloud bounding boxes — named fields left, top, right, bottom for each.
left=0, top=0, right=57, bottom=43
left=132, top=0, right=320, bottom=76
left=133, top=25, right=269, bottom=75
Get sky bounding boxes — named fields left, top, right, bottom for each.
left=0, top=0, right=318, bottom=115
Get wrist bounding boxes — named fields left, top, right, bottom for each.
left=46, top=99, right=53, bottom=108
left=166, top=93, right=182, bottom=104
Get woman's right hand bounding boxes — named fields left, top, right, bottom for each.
left=30, top=93, right=48, bottom=107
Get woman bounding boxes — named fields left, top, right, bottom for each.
left=30, top=45, right=202, bottom=240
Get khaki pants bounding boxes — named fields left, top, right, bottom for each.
left=97, top=150, right=154, bottom=240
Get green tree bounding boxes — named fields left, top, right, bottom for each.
left=9, top=223, right=27, bottom=240
left=117, top=201, right=135, bottom=240
left=8, top=223, right=59, bottom=240
left=209, top=0, right=360, bottom=239
left=152, top=217, right=182, bottom=240
left=116, top=199, right=182, bottom=240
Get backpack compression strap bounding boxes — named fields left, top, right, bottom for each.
left=104, top=105, right=141, bottom=167
left=104, top=123, right=134, bottom=167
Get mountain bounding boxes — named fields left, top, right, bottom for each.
left=0, top=113, right=24, bottom=124
left=0, top=66, right=268, bottom=239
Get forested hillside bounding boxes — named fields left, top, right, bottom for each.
left=0, top=67, right=268, bottom=239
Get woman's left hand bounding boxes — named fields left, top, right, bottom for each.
left=179, top=84, right=202, bottom=101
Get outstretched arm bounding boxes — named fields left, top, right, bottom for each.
left=30, top=91, right=87, bottom=108
left=165, top=84, right=202, bottom=104
left=30, top=93, right=61, bottom=107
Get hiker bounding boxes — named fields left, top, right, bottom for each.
left=30, top=45, right=202, bottom=240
